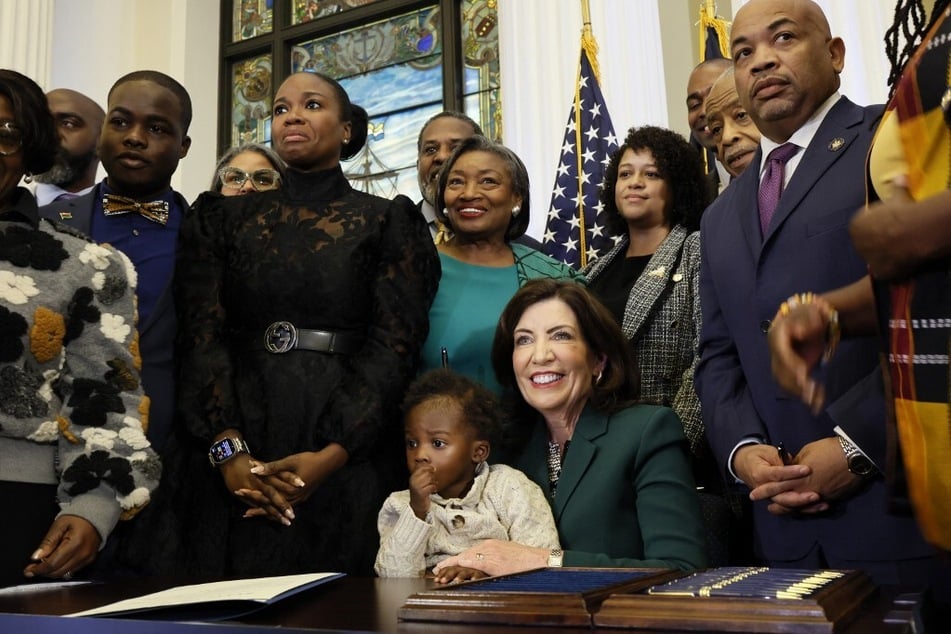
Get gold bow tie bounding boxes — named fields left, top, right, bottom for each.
left=102, top=194, right=169, bottom=225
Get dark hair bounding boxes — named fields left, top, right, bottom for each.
left=209, top=143, right=286, bottom=192
left=0, top=69, right=57, bottom=175
left=491, top=279, right=640, bottom=423
left=109, top=70, right=193, bottom=134
left=402, top=369, right=507, bottom=446
left=295, top=71, right=368, bottom=161
left=601, top=126, right=710, bottom=236
left=601, top=125, right=708, bottom=237
left=885, top=0, right=951, bottom=98
left=434, top=135, right=531, bottom=242
left=416, top=111, right=484, bottom=152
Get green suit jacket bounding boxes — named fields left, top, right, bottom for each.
left=513, top=403, right=708, bottom=570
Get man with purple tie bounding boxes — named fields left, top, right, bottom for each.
left=40, top=71, right=192, bottom=451
left=695, top=0, right=935, bottom=584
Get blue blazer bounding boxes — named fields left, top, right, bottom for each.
left=695, top=97, right=931, bottom=562
left=39, top=189, right=186, bottom=451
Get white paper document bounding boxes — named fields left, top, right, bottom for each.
left=67, top=572, right=344, bottom=618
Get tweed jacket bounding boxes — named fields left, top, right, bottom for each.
left=584, top=225, right=703, bottom=455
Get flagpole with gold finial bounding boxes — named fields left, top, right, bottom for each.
left=575, top=0, right=597, bottom=266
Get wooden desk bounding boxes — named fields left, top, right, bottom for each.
left=0, top=576, right=916, bottom=633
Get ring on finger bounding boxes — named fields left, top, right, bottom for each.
left=476, top=553, right=485, bottom=561
left=62, top=571, right=73, bottom=581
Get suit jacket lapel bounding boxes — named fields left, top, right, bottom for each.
left=620, top=225, right=688, bottom=340
left=763, top=98, right=864, bottom=244
left=552, top=406, right=608, bottom=521
left=735, top=150, right=766, bottom=259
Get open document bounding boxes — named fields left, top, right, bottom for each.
left=67, top=572, right=344, bottom=621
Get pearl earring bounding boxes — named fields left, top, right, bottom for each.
left=511, top=205, right=521, bottom=217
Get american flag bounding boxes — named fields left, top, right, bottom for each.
left=542, top=43, right=619, bottom=269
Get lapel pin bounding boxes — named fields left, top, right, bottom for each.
left=647, top=266, right=666, bottom=278
left=828, top=137, right=845, bottom=152
left=59, top=212, right=73, bottom=220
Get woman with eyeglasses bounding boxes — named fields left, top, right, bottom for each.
left=0, top=69, right=158, bottom=586
left=131, top=71, right=439, bottom=578
left=210, top=143, right=285, bottom=196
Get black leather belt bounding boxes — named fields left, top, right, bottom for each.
left=256, top=321, right=363, bottom=355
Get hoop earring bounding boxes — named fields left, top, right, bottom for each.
left=595, top=370, right=603, bottom=386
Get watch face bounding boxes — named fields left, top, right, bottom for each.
left=849, top=454, right=874, bottom=476
left=210, top=439, right=238, bottom=464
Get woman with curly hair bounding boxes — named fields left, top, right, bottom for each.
left=584, top=126, right=744, bottom=565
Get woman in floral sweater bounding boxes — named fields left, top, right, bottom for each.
left=0, top=69, right=159, bottom=586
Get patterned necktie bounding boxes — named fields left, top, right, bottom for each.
left=102, top=194, right=170, bottom=226
left=758, top=143, right=799, bottom=236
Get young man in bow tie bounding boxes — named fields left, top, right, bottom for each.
left=40, top=70, right=191, bottom=451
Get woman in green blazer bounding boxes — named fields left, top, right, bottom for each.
left=433, top=279, right=707, bottom=580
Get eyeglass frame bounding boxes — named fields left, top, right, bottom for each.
left=0, top=121, right=23, bottom=157
left=218, top=166, right=282, bottom=192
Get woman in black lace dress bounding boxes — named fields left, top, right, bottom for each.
left=147, top=72, right=439, bottom=577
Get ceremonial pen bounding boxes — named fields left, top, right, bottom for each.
left=440, top=347, right=449, bottom=369
left=776, top=441, right=793, bottom=465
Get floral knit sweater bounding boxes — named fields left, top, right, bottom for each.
left=0, top=187, right=160, bottom=544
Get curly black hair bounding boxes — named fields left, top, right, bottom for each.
left=600, top=125, right=709, bottom=237
left=402, top=369, right=508, bottom=446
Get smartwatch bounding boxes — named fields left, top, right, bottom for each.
left=208, top=437, right=250, bottom=467
left=548, top=548, right=564, bottom=568
left=837, top=435, right=875, bottom=477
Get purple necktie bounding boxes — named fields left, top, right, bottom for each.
left=758, top=143, right=799, bottom=236
left=54, top=191, right=79, bottom=201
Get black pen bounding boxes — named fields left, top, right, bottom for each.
left=440, top=347, right=449, bottom=369
left=776, top=442, right=793, bottom=465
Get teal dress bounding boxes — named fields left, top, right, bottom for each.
left=421, top=243, right=583, bottom=394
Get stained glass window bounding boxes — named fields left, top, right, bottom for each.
left=232, top=0, right=273, bottom=42
left=291, top=0, right=384, bottom=26
left=220, top=0, right=501, bottom=202
left=230, top=53, right=274, bottom=146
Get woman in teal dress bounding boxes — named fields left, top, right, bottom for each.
left=420, top=136, right=582, bottom=393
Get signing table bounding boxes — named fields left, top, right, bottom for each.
left=0, top=573, right=919, bottom=633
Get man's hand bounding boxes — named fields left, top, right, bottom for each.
left=768, top=303, right=830, bottom=414
left=734, top=444, right=824, bottom=516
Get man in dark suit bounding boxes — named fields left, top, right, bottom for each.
left=40, top=70, right=192, bottom=452
left=415, top=111, right=542, bottom=250
left=685, top=58, right=731, bottom=199
left=31, top=89, right=104, bottom=205
left=695, top=0, right=935, bottom=584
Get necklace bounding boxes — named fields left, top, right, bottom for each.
left=546, top=440, right=569, bottom=497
